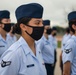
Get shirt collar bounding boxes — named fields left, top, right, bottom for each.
left=48, top=35, right=54, bottom=40
left=18, top=37, right=31, bottom=55
left=42, top=35, right=48, bottom=42
left=0, top=34, right=10, bottom=41
left=18, top=36, right=39, bottom=56
left=0, top=34, right=2, bottom=40
left=71, top=35, right=76, bottom=43
left=0, top=34, right=7, bottom=41
left=49, top=35, right=53, bottom=38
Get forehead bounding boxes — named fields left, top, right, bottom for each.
left=70, top=20, right=76, bottom=22
left=30, top=18, right=43, bottom=22
left=44, top=25, right=50, bottom=29
left=53, top=30, right=57, bottom=32
left=1, top=18, right=10, bottom=21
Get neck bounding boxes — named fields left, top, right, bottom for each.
left=44, top=33, right=48, bottom=40
left=51, top=34, right=54, bottom=37
left=9, top=32, right=14, bottom=37
left=22, top=32, right=36, bottom=55
left=74, top=31, right=76, bottom=36
left=0, top=29, right=7, bottom=40
left=66, top=33, right=69, bottom=35
left=51, top=33, right=54, bottom=37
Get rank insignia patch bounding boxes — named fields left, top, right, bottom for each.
left=1, top=60, right=11, bottom=67
left=64, top=48, right=72, bottom=54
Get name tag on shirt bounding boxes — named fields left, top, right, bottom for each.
left=27, top=64, right=34, bottom=68
left=0, top=45, right=5, bottom=47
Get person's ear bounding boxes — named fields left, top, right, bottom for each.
left=0, top=24, right=2, bottom=28
left=20, top=23, right=27, bottom=31
left=0, top=24, right=4, bottom=28
left=72, top=24, right=76, bottom=30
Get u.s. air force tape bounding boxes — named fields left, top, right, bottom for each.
left=64, top=48, right=72, bottom=54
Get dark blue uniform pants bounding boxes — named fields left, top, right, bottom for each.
left=45, top=63, right=54, bottom=75
left=54, top=50, right=57, bottom=73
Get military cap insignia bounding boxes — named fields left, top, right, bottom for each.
left=64, top=48, right=72, bottom=54
left=1, top=60, right=11, bottom=67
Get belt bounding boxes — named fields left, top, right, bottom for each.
left=45, top=63, right=54, bottom=66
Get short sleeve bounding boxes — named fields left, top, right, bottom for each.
left=0, top=50, right=20, bottom=75
left=62, top=39, right=74, bottom=64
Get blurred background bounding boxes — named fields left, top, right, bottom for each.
left=0, top=0, right=76, bottom=27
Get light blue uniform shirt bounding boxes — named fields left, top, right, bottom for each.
left=61, top=34, right=71, bottom=51
left=37, top=35, right=54, bottom=64
left=62, top=35, right=76, bottom=75
left=49, top=35, right=57, bottom=50
left=0, top=37, right=46, bottom=75
left=0, top=34, right=14, bottom=57
left=7, top=33, right=17, bottom=43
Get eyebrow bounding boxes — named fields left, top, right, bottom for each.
left=34, top=20, right=42, bottom=23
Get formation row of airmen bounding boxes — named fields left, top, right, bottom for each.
left=0, top=2, right=76, bottom=75
left=0, top=10, right=17, bottom=57
left=60, top=11, right=76, bottom=75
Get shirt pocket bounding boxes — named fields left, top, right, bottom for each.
left=26, top=63, right=39, bottom=75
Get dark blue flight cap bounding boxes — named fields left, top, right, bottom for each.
left=0, top=10, right=10, bottom=19
left=68, top=11, right=76, bottom=21
left=43, top=20, right=50, bottom=26
left=15, top=3, right=43, bottom=20
left=52, top=27, right=57, bottom=31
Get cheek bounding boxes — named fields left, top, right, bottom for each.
left=73, top=26, right=76, bottom=30
left=75, top=26, right=76, bottom=30
left=2, top=24, right=4, bottom=28
left=2, top=20, right=10, bottom=23
left=27, top=27, right=33, bottom=34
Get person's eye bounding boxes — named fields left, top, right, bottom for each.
left=35, top=22, right=40, bottom=25
left=5, top=20, right=8, bottom=22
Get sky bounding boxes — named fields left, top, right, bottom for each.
left=0, top=0, right=76, bottom=28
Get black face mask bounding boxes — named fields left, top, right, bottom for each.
left=25, top=25, right=44, bottom=41
left=46, top=28, right=51, bottom=35
left=3, top=23, right=11, bottom=32
left=53, top=33, right=57, bottom=36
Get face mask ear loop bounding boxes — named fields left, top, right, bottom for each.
left=23, top=24, right=34, bottom=28
left=24, top=24, right=33, bottom=35
left=25, top=30, right=31, bottom=35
